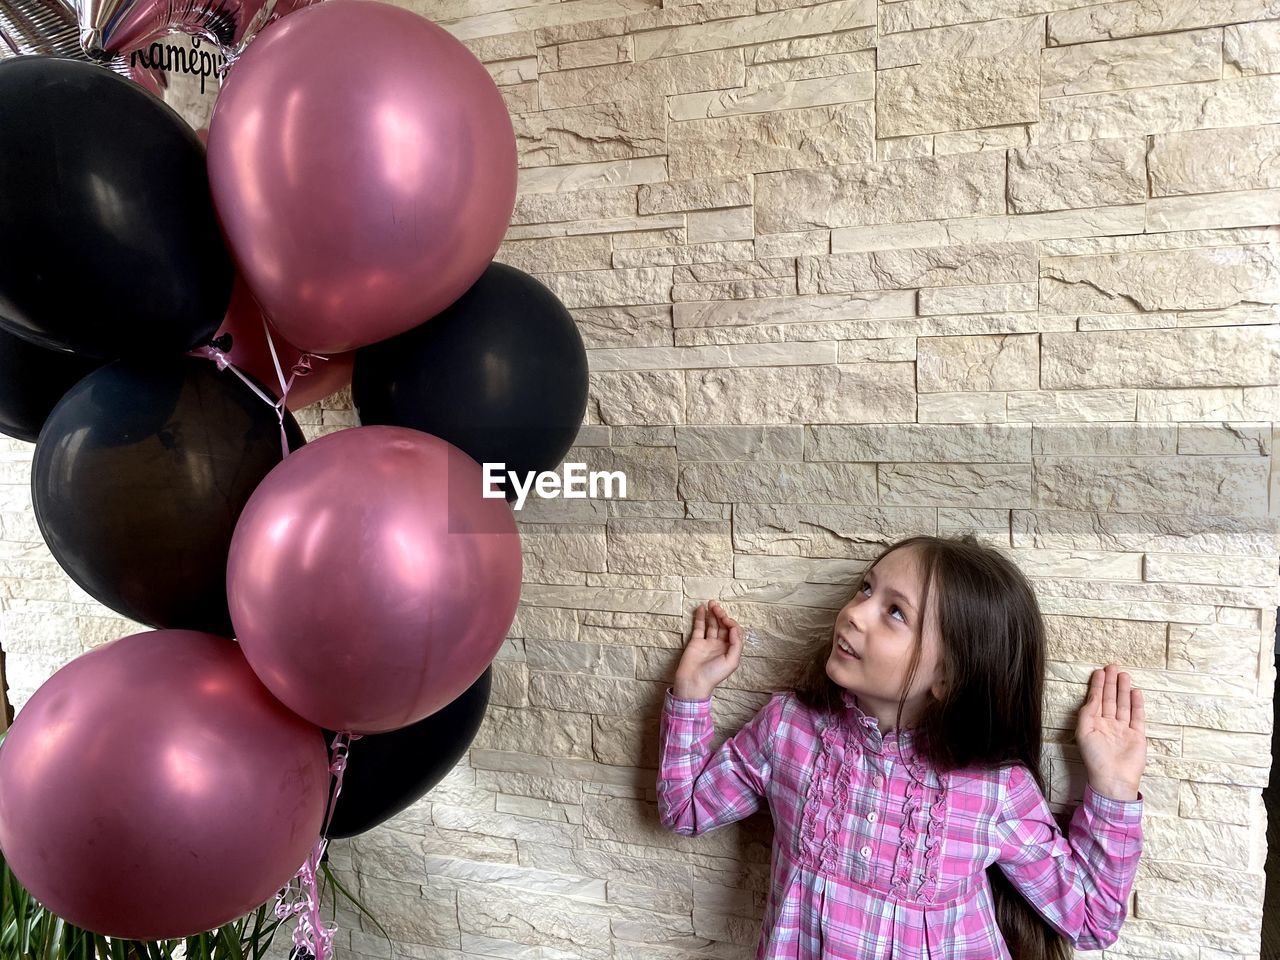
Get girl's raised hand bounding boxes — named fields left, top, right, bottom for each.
left=1075, top=663, right=1147, bottom=802
left=672, top=601, right=744, bottom=700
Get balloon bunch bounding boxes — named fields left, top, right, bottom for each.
left=0, top=0, right=589, bottom=956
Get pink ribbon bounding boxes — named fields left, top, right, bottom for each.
left=273, top=731, right=363, bottom=960
left=191, top=318, right=348, bottom=956
left=188, top=318, right=332, bottom=460
left=261, top=316, right=331, bottom=406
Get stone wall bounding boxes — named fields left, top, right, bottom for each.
left=3, top=0, right=1280, bottom=957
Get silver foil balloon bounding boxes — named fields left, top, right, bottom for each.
left=0, top=0, right=163, bottom=89
left=79, top=0, right=321, bottom=68
left=2, top=0, right=83, bottom=56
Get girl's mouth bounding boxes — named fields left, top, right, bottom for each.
left=835, top=636, right=861, bottom=660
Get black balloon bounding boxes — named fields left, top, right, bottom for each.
left=325, top=667, right=492, bottom=838
left=0, top=58, right=232, bottom=359
left=0, top=324, right=103, bottom=441
left=31, top=356, right=304, bottom=636
left=352, top=261, right=588, bottom=501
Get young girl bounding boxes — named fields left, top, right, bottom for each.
left=657, top=533, right=1146, bottom=960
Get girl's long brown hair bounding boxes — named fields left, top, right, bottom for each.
left=790, top=533, right=1071, bottom=960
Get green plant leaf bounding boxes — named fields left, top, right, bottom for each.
left=15, top=878, right=30, bottom=957
left=321, top=861, right=391, bottom=946
left=42, top=915, right=65, bottom=960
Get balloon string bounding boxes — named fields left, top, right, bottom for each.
left=191, top=317, right=335, bottom=460
left=274, top=731, right=363, bottom=960
left=261, top=316, right=296, bottom=407
left=259, top=317, right=333, bottom=458
left=188, top=342, right=292, bottom=459
left=258, top=319, right=296, bottom=461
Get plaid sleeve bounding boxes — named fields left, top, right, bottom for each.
left=655, top=687, right=784, bottom=838
left=994, top=762, right=1144, bottom=950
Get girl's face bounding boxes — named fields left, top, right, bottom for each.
left=826, top=545, right=944, bottom=728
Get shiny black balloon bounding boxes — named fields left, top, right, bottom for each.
left=0, top=324, right=103, bottom=441
left=324, top=667, right=492, bottom=838
left=31, top=356, right=304, bottom=636
left=352, top=261, right=588, bottom=501
left=0, top=58, right=232, bottom=359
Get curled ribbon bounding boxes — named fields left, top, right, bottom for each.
left=261, top=316, right=331, bottom=401
left=273, top=731, right=363, bottom=960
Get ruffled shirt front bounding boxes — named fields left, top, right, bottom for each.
left=657, top=686, right=1144, bottom=959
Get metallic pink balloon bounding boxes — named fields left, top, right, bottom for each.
left=227, top=425, right=523, bottom=734
left=206, top=0, right=518, bottom=355
left=0, top=630, right=329, bottom=939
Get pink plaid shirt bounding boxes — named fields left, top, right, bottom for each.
left=657, top=686, right=1144, bottom=959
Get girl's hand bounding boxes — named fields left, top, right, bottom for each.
left=672, top=601, right=743, bottom=700
left=1075, top=663, right=1147, bottom=802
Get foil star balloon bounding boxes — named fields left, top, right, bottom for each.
left=78, top=0, right=321, bottom=67
left=0, top=0, right=162, bottom=90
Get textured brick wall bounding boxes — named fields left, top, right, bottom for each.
left=3, top=0, right=1280, bottom=957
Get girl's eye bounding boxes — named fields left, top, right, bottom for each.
left=860, top=584, right=908, bottom=624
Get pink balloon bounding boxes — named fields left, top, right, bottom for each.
left=214, top=276, right=354, bottom=410
left=0, top=630, right=329, bottom=939
left=206, top=0, right=517, bottom=355
left=227, top=425, right=522, bottom=734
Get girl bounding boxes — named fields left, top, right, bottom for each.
left=657, top=533, right=1146, bottom=960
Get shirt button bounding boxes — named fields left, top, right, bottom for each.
left=873, top=774, right=884, bottom=786
left=860, top=845, right=872, bottom=858
left=867, top=811, right=877, bottom=823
